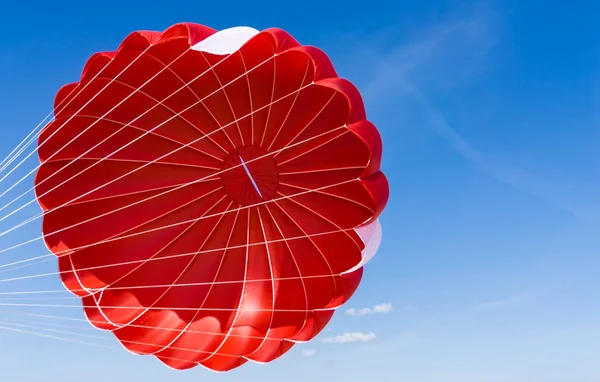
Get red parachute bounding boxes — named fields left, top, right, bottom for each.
left=33, top=23, right=389, bottom=371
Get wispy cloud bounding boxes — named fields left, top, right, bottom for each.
left=474, top=286, right=549, bottom=311
left=359, top=3, right=500, bottom=103
left=346, top=307, right=372, bottom=316
left=301, top=349, right=317, bottom=356
left=401, top=303, right=421, bottom=313
left=346, top=3, right=587, bottom=217
left=321, top=332, right=377, bottom=343
left=405, top=88, right=584, bottom=217
left=346, top=303, right=420, bottom=316
left=346, top=303, right=393, bottom=316
left=357, top=330, right=424, bottom=355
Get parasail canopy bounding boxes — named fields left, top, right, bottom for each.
left=33, top=23, right=389, bottom=372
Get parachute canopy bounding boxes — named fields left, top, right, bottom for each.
left=34, top=23, right=389, bottom=371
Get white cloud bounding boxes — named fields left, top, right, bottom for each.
left=322, top=332, right=376, bottom=343
left=373, top=303, right=393, bottom=313
left=301, top=349, right=317, bottom=356
left=346, top=303, right=393, bottom=316
left=346, top=307, right=372, bottom=316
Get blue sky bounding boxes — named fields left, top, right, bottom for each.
left=0, top=0, right=599, bottom=381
